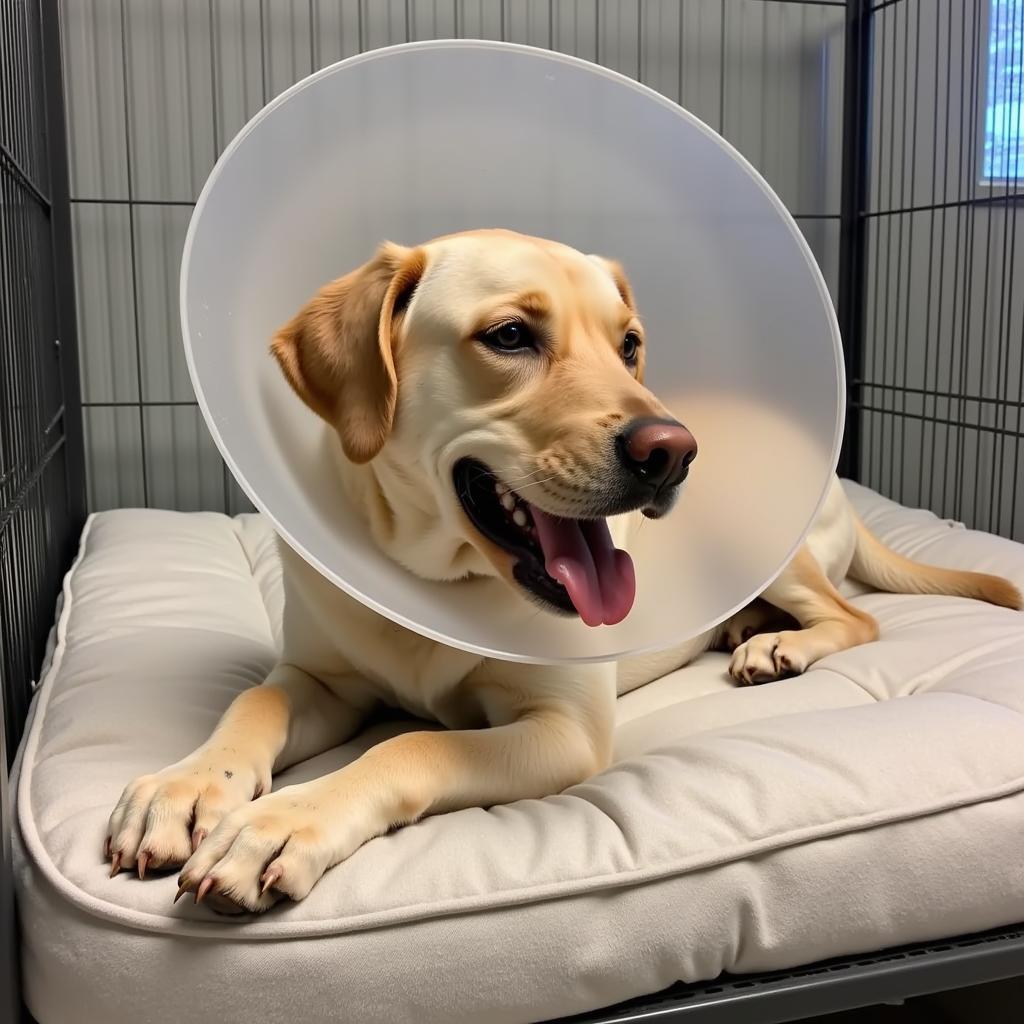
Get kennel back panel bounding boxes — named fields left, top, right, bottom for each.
left=851, top=0, right=1024, bottom=542
left=59, top=0, right=846, bottom=515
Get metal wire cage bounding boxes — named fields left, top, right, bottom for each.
left=0, top=0, right=84, bottom=769
left=1, top=2, right=85, bottom=1019
left=2, top=1, right=1024, bottom=1022
left=842, top=0, right=1024, bottom=542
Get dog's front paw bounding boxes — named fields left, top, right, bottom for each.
left=175, top=783, right=347, bottom=914
left=729, top=631, right=808, bottom=685
left=106, top=752, right=269, bottom=878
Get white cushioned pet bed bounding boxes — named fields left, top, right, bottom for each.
left=13, top=481, right=1024, bottom=1024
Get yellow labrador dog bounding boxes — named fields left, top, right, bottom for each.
left=106, top=229, right=1021, bottom=913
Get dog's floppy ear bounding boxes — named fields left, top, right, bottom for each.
left=271, top=242, right=426, bottom=463
left=587, top=254, right=637, bottom=311
left=588, top=254, right=644, bottom=381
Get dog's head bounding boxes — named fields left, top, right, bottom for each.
left=271, top=229, right=696, bottom=627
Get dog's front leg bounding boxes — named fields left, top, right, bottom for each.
left=106, top=664, right=368, bottom=878
left=177, top=663, right=616, bottom=912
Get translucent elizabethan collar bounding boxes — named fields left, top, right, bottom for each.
left=181, top=41, right=844, bottom=664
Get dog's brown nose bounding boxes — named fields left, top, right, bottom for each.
left=618, top=418, right=697, bottom=491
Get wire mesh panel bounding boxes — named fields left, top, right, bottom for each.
left=1, top=0, right=84, bottom=1013
left=852, top=0, right=1024, bottom=541
left=58, top=0, right=846, bottom=514
left=0, top=1, right=85, bottom=766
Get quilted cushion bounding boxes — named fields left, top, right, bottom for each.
left=13, top=481, right=1024, bottom=1024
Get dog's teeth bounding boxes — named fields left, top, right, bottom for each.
left=500, top=492, right=515, bottom=511
left=495, top=482, right=508, bottom=497
left=512, top=508, right=528, bottom=528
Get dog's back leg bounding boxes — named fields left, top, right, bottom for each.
left=729, top=547, right=878, bottom=686
left=849, top=516, right=1021, bottom=608
left=717, top=598, right=798, bottom=653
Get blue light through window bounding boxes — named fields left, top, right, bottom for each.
left=984, top=0, right=1023, bottom=181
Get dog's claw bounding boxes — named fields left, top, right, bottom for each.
left=173, top=882, right=189, bottom=904
left=103, top=836, right=112, bottom=859
left=195, top=877, right=215, bottom=904
left=260, top=867, right=282, bottom=896
left=190, top=828, right=207, bottom=853
left=137, top=851, right=150, bottom=880
left=109, top=851, right=122, bottom=877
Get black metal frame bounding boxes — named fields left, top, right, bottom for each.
left=836, top=0, right=872, bottom=479
left=2, top=1, right=1024, bottom=1023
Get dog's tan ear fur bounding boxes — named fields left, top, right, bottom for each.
left=271, top=242, right=426, bottom=463
left=588, top=254, right=644, bottom=381
left=588, top=254, right=637, bottom=311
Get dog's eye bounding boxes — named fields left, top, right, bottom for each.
left=483, top=321, right=534, bottom=352
left=622, top=331, right=641, bottom=366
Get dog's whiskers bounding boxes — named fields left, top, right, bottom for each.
left=499, top=467, right=559, bottom=489
left=515, top=474, right=562, bottom=494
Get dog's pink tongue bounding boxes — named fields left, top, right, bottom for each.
left=530, top=508, right=636, bottom=627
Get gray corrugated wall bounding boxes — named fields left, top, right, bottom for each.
left=59, top=0, right=845, bottom=513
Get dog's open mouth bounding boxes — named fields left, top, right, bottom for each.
left=454, top=458, right=636, bottom=626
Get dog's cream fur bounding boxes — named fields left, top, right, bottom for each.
left=107, top=230, right=1021, bottom=913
